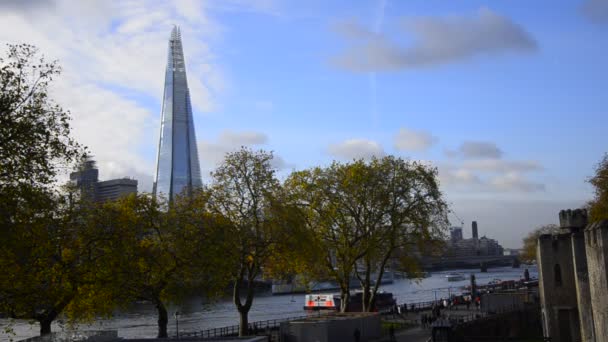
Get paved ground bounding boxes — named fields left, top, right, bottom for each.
left=376, top=305, right=486, bottom=342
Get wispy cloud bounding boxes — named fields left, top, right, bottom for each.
left=394, top=127, right=437, bottom=152
left=327, top=139, right=385, bottom=160
left=198, top=130, right=291, bottom=177
left=580, top=0, right=608, bottom=24
left=0, top=0, right=232, bottom=185
left=439, top=139, right=545, bottom=193
left=331, top=7, right=538, bottom=72
left=446, top=141, right=504, bottom=159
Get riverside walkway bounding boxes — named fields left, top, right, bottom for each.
left=376, top=304, right=492, bottom=342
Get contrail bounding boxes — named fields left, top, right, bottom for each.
left=369, top=0, right=387, bottom=130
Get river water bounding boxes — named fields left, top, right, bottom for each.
left=1, top=265, right=537, bottom=341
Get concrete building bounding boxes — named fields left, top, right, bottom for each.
left=70, top=158, right=138, bottom=202
left=450, top=227, right=463, bottom=241
left=446, top=222, right=504, bottom=257
left=472, top=221, right=479, bottom=239
left=97, top=178, right=138, bottom=202
left=70, top=159, right=99, bottom=200
left=537, top=209, right=608, bottom=342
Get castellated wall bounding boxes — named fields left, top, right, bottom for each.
left=537, top=232, right=580, bottom=342
left=562, top=208, right=595, bottom=342
left=585, top=220, right=608, bottom=342
left=572, top=231, right=595, bottom=342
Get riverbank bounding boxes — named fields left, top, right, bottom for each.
left=0, top=266, right=535, bottom=341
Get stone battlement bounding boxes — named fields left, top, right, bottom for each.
left=559, top=209, right=588, bottom=231
left=585, top=220, right=608, bottom=247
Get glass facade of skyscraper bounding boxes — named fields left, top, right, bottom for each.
left=153, top=26, right=202, bottom=201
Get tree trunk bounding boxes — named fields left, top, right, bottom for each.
left=340, top=286, right=350, bottom=312
left=156, top=300, right=169, bottom=338
left=39, top=319, right=52, bottom=336
left=362, top=262, right=372, bottom=312
left=234, top=275, right=255, bottom=337
left=367, top=252, right=392, bottom=312
left=238, top=307, right=249, bottom=337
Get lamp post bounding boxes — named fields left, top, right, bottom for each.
left=174, top=311, right=180, bottom=339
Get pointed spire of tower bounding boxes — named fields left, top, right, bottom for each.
left=153, top=27, right=202, bottom=202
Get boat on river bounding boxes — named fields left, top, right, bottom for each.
left=445, top=273, right=466, bottom=281
left=303, top=291, right=396, bottom=312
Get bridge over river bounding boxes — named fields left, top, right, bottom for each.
left=422, top=255, right=519, bottom=271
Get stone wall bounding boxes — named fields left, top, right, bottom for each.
left=585, top=220, right=608, bottom=342
left=451, top=305, right=543, bottom=341
left=572, top=231, right=595, bottom=342
left=280, top=312, right=380, bottom=342
left=537, top=232, right=580, bottom=342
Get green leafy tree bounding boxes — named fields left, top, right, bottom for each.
left=0, top=191, right=114, bottom=335
left=0, top=44, right=83, bottom=211
left=0, top=44, right=90, bottom=336
left=285, top=157, right=448, bottom=312
left=207, top=147, right=296, bottom=336
left=94, top=193, right=230, bottom=338
left=521, top=224, right=560, bottom=263
left=353, top=157, right=447, bottom=312
left=589, top=153, right=608, bottom=222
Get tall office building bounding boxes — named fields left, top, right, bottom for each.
left=70, top=158, right=137, bottom=202
left=153, top=26, right=202, bottom=201
left=450, top=227, right=463, bottom=242
left=472, top=221, right=479, bottom=240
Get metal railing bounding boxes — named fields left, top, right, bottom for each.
left=179, top=312, right=326, bottom=339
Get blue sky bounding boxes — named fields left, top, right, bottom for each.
left=1, top=0, right=607, bottom=247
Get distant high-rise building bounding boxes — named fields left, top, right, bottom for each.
left=70, top=158, right=137, bottom=202
left=153, top=26, right=202, bottom=201
left=97, top=179, right=138, bottom=202
left=450, top=227, right=463, bottom=241
left=446, top=221, right=503, bottom=257
left=70, top=158, right=99, bottom=200
left=472, top=221, right=479, bottom=240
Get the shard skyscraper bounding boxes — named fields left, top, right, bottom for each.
left=153, top=26, right=202, bottom=201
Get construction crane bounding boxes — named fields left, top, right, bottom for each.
left=449, top=206, right=465, bottom=227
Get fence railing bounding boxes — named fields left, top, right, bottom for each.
left=178, top=312, right=326, bottom=339
left=178, top=297, right=525, bottom=339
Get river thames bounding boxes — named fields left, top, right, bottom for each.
left=1, top=266, right=536, bottom=341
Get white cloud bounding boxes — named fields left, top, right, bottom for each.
left=462, top=159, right=542, bottom=173
left=198, top=130, right=290, bottom=177
left=0, top=0, right=232, bottom=188
left=327, top=139, right=385, bottom=160
left=199, top=131, right=268, bottom=169
left=490, top=172, right=545, bottom=192
left=450, top=141, right=503, bottom=159
left=218, top=130, right=268, bottom=145
left=394, top=127, right=437, bottom=151
left=439, top=167, right=482, bottom=187
left=331, top=8, right=537, bottom=72
left=438, top=159, right=545, bottom=193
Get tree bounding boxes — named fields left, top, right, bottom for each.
left=0, top=190, right=115, bottom=335
left=207, top=147, right=295, bottom=336
left=520, top=224, right=560, bottom=263
left=352, top=157, right=448, bottom=312
left=285, top=156, right=448, bottom=312
left=0, top=44, right=88, bottom=336
left=94, top=192, right=230, bottom=338
left=0, top=44, right=83, bottom=213
left=589, top=153, right=608, bottom=222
